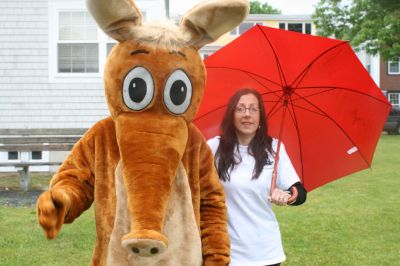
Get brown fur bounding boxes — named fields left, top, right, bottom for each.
left=38, top=118, right=230, bottom=265
left=36, top=0, right=249, bottom=265
left=107, top=162, right=202, bottom=265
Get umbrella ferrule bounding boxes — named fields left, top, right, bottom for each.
left=283, top=86, right=293, bottom=95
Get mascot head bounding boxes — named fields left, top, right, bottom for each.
left=86, top=0, right=249, bottom=257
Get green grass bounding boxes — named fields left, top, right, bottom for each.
left=0, top=207, right=95, bottom=266
left=0, top=135, right=399, bottom=265
left=0, top=173, right=52, bottom=191
left=275, top=134, right=400, bottom=265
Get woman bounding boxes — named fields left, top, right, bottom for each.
left=207, top=88, right=307, bottom=266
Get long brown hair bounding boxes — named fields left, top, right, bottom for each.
left=215, top=88, right=273, bottom=181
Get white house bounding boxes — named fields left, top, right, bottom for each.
left=0, top=0, right=166, bottom=171
left=7, top=2, right=384, bottom=174
left=0, top=3, right=319, bottom=172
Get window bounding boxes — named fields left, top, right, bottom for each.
left=388, top=58, right=400, bottom=75
left=388, top=93, right=400, bottom=107
left=305, top=23, right=312, bottom=34
left=279, top=22, right=312, bottom=34
left=31, top=151, right=43, bottom=160
left=107, top=42, right=117, bottom=55
left=8, top=151, right=19, bottom=160
left=239, top=22, right=254, bottom=34
left=50, top=4, right=151, bottom=82
left=288, top=23, right=303, bottom=33
left=49, top=2, right=148, bottom=82
left=365, top=54, right=371, bottom=74
left=58, top=12, right=99, bottom=73
left=230, top=22, right=263, bottom=35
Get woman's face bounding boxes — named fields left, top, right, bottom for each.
left=233, top=93, right=260, bottom=140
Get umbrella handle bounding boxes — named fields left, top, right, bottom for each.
left=270, top=169, right=299, bottom=205
left=287, top=186, right=298, bottom=204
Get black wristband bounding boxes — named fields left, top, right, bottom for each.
left=288, top=182, right=307, bottom=206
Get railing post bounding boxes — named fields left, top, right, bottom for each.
left=17, top=166, right=30, bottom=191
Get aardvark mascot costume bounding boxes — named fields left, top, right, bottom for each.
left=36, top=0, right=249, bottom=265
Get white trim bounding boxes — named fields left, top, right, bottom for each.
left=48, top=1, right=157, bottom=83
left=7, top=151, right=20, bottom=161
left=230, top=21, right=264, bottom=35
left=278, top=22, right=313, bottom=34
left=48, top=1, right=109, bottom=83
left=247, top=14, right=313, bottom=21
left=0, top=151, right=50, bottom=172
left=388, top=92, right=400, bottom=107
left=388, top=58, right=400, bottom=75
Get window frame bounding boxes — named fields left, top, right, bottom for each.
left=7, top=151, right=20, bottom=161
left=229, top=22, right=263, bottom=35
left=49, top=1, right=112, bottom=83
left=388, top=58, right=400, bottom=75
left=30, top=151, right=43, bottom=161
left=278, top=22, right=312, bottom=34
left=57, top=11, right=100, bottom=74
left=388, top=92, right=400, bottom=107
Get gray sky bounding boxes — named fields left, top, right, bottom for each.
left=170, top=0, right=321, bottom=16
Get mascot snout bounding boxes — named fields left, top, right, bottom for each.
left=115, top=112, right=188, bottom=257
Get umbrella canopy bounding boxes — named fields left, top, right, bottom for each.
left=194, top=25, right=391, bottom=192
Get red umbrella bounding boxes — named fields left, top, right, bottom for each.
left=194, top=25, right=391, bottom=193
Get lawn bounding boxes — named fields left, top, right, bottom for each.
left=0, top=135, right=399, bottom=265
left=276, top=134, right=400, bottom=265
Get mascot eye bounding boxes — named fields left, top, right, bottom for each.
left=122, top=67, right=154, bottom=111
left=164, top=69, right=192, bottom=114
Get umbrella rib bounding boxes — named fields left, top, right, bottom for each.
left=265, top=93, right=286, bottom=119
left=244, top=71, right=282, bottom=99
left=289, top=103, right=329, bottom=117
left=290, top=41, right=348, bottom=89
left=287, top=96, right=305, bottom=184
left=206, top=66, right=282, bottom=88
left=256, top=24, right=288, bottom=87
left=295, top=86, right=392, bottom=106
left=291, top=88, right=338, bottom=103
left=193, top=104, right=227, bottom=122
left=291, top=90, right=372, bottom=168
left=193, top=74, right=287, bottom=123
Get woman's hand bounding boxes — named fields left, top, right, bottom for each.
left=268, top=188, right=291, bottom=206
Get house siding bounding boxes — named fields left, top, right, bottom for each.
left=0, top=0, right=166, bottom=172
left=380, top=59, right=400, bottom=92
left=0, top=0, right=109, bottom=129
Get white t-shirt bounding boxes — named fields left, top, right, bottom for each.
left=207, top=136, right=300, bottom=266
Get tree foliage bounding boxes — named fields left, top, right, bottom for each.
left=250, top=1, right=281, bottom=14
left=313, top=0, right=400, bottom=60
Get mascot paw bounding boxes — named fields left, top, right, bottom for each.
left=36, top=189, right=71, bottom=239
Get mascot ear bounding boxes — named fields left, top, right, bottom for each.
left=180, top=0, right=249, bottom=49
left=86, top=0, right=142, bottom=42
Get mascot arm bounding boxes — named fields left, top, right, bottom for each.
left=37, top=127, right=96, bottom=239
left=199, top=140, right=230, bottom=266
left=50, top=133, right=95, bottom=222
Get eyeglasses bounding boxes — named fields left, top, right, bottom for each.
left=235, top=106, right=259, bottom=114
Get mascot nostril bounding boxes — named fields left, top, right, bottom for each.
left=36, top=0, right=249, bottom=265
left=151, top=248, right=159, bottom=254
left=132, top=248, right=139, bottom=254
